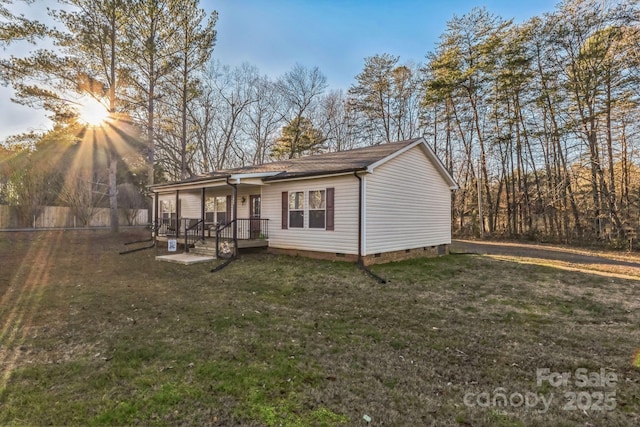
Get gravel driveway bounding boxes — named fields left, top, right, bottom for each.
left=451, top=239, right=640, bottom=280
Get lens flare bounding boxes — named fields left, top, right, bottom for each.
left=78, top=97, right=109, bottom=126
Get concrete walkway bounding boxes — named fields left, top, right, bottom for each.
left=156, top=253, right=215, bottom=265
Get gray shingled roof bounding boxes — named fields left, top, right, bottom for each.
left=157, top=138, right=421, bottom=186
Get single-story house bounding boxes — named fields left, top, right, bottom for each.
left=149, top=137, right=458, bottom=265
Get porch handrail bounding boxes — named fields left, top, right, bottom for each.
left=157, top=219, right=178, bottom=237
left=182, top=218, right=204, bottom=253
left=215, top=219, right=236, bottom=258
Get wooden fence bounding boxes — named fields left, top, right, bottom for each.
left=0, top=205, right=148, bottom=229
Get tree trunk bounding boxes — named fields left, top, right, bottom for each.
left=109, top=155, right=118, bottom=233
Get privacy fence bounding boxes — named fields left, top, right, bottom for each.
left=0, top=205, right=148, bottom=229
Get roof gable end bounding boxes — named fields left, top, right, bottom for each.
left=366, top=137, right=458, bottom=189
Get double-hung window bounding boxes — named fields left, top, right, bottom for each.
left=205, top=196, right=229, bottom=225
left=308, top=190, right=326, bottom=229
left=288, top=192, right=304, bottom=228
left=282, top=188, right=333, bottom=231
left=160, top=200, right=176, bottom=225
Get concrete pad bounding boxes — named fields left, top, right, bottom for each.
left=156, top=253, right=215, bottom=265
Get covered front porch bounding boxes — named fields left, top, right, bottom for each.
left=152, top=178, right=269, bottom=259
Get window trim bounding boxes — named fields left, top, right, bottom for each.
left=284, top=188, right=333, bottom=231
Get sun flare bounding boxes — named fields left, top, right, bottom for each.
left=77, top=97, right=109, bottom=126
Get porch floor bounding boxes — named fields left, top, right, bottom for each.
left=155, top=253, right=215, bottom=265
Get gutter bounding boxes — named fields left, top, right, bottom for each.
left=263, top=167, right=368, bottom=182
left=354, top=171, right=386, bottom=284
left=148, top=174, right=230, bottom=191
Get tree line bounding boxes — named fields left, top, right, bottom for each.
left=1, top=0, right=639, bottom=244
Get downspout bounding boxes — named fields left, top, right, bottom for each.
left=354, top=172, right=363, bottom=260
left=200, top=187, right=206, bottom=241
left=354, top=171, right=386, bottom=284
left=175, top=190, right=180, bottom=239
left=227, top=176, right=238, bottom=256
left=153, top=191, right=159, bottom=244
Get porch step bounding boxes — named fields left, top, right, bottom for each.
left=190, top=246, right=217, bottom=256
left=188, top=238, right=267, bottom=256
left=190, top=239, right=222, bottom=257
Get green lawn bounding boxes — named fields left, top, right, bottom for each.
left=1, top=230, right=639, bottom=426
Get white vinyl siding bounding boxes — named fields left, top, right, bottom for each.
left=262, top=175, right=359, bottom=254
left=157, top=193, right=174, bottom=209
left=236, top=188, right=261, bottom=219
left=179, top=191, right=202, bottom=218
left=365, top=144, right=452, bottom=255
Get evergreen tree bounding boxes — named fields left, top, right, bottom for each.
left=271, top=116, right=325, bottom=159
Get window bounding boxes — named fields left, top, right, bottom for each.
left=214, top=196, right=227, bottom=224
left=205, top=198, right=215, bottom=223
left=160, top=200, right=176, bottom=225
left=205, top=196, right=228, bottom=225
left=288, top=191, right=304, bottom=228
left=308, top=190, right=326, bottom=229
left=282, top=188, right=334, bottom=231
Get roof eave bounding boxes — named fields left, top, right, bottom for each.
left=229, top=171, right=282, bottom=182
left=263, top=167, right=368, bottom=182
left=149, top=174, right=230, bottom=190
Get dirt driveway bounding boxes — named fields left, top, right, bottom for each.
left=451, top=239, right=640, bottom=281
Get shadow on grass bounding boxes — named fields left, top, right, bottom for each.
left=0, top=231, right=639, bottom=426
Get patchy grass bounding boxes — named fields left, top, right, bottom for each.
left=0, top=230, right=639, bottom=426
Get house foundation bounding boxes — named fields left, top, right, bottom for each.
left=267, top=244, right=449, bottom=265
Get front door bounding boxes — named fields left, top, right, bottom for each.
left=249, top=195, right=261, bottom=239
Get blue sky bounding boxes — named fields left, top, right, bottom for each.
left=1, top=0, right=559, bottom=142
left=206, top=0, right=559, bottom=89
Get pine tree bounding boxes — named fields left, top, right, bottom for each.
left=271, top=116, right=325, bottom=159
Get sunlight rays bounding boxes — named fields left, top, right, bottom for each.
left=486, top=254, right=640, bottom=282
left=0, top=117, right=144, bottom=392
left=77, top=97, right=109, bottom=127
left=59, top=114, right=144, bottom=199
left=0, top=232, right=64, bottom=392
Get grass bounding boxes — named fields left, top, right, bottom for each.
left=0, top=230, right=639, bottom=426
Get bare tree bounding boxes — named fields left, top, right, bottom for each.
left=59, top=170, right=107, bottom=226
left=117, top=182, right=146, bottom=225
